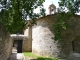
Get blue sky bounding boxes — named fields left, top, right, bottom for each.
left=34, top=0, right=59, bottom=14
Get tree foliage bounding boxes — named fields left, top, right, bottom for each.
left=53, top=0, right=80, bottom=41
left=0, top=0, right=45, bottom=33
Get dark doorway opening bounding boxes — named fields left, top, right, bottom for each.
left=72, top=41, right=74, bottom=52
left=13, top=40, right=23, bottom=53
left=72, top=36, right=80, bottom=53
left=17, top=40, right=23, bottom=53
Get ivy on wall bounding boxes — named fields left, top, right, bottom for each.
left=53, top=0, right=80, bottom=41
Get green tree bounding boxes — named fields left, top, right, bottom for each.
left=0, top=0, right=45, bottom=33
left=53, top=0, right=80, bottom=41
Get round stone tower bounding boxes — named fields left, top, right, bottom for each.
left=32, top=15, right=73, bottom=59
left=24, top=14, right=80, bottom=60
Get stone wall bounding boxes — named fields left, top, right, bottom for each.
left=0, top=23, right=13, bottom=60
left=32, top=14, right=80, bottom=59
left=23, top=28, right=32, bottom=52
left=22, top=37, right=30, bottom=52
left=23, top=29, right=28, bottom=51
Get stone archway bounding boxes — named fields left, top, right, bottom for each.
left=10, top=34, right=27, bottom=53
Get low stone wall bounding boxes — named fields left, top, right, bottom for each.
left=0, top=23, right=13, bottom=60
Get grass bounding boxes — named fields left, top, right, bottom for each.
left=23, top=52, right=38, bottom=58
left=23, top=52, right=58, bottom=60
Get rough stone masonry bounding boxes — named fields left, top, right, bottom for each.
left=24, top=14, right=80, bottom=60
left=0, top=22, right=13, bottom=60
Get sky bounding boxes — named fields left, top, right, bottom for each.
left=34, top=0, right=59, bottom=15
